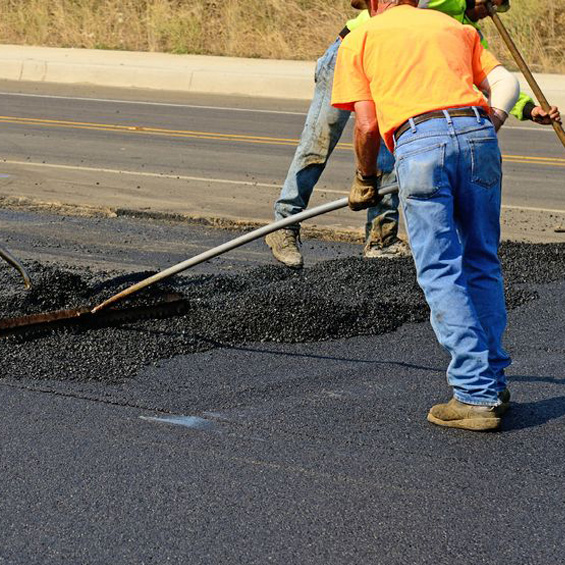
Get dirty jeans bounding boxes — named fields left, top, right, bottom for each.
left=394, top=110, right=510, bottom=406
left=273, top=38, right=399, bottom=246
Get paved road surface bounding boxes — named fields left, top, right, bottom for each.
left=1, top=81, right=564, bottom=564
left=0, top=80, right=564, bottom=242
left=0, top=209, right=564, bottom=565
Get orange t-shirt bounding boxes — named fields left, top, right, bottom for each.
left=331, top=5, right=500, bottom=151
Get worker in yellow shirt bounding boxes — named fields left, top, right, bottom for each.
left=332, top=0, right=522, bottom=431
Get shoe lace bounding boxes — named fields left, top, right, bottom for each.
left=282, top=231, right=300, bottom=250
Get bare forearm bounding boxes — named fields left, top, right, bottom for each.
left=353, top=100, right=381, bottom=176
left=354, top=125, right=380, bottom=176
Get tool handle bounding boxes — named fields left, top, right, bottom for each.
left=92, top=186, right=398, bottom=313
left=487, top=5, right=565, bottom=148
left=0, top=245, right=32, bottom=289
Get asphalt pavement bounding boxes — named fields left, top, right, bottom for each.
left=0, top=80, right=564, bottom=241
left=0, top=81, right=564, bottom=564
left=0, top=208, right=564, bottom=565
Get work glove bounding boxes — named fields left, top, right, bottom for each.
left=466, top=0, right=508, bottom=21
left=348, top=170, right=382, bottom=211
left=531, top=105, right=562, bottom=125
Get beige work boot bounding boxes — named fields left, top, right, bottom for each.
left=427, top=398, right=503, bottom=431
left=364, top=237, right=411, bottom=259
left=265, top=229, right=303, bottom=269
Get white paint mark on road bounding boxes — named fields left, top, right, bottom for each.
left=501, top=204, right=565, bottom=213
left=2, top=158, right=281, bottom=187
left=1, top=158, right=348, bottom=195
left=501, top=126, right=556, bottom=133
left=3, top=159, right=565, bottom=214
left=0, top=91, right=307, bottom=116
left=140, top=414, right=215, bottom=430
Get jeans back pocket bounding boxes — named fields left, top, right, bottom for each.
left=470, top=137, right=502, bottom=189
left=395, top=142, right=447, bottom=199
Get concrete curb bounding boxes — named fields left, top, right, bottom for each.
left=1, top=44, right=564, bottom=107
left=0, top=45, right=316, bottom=101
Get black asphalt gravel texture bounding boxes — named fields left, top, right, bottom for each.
left=0, top=241, right=562, bottom=384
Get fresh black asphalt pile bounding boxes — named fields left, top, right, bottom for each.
left=0, top=241, right=563, bottom=384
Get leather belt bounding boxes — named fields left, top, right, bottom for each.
left=394, top=107, right=490, bottom=142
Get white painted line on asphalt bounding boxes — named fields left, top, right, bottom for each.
left=502, top=126, right=556, bottom=133
left=3, top=159, right=565, bottom=213
left=1, top=158, right=347, bottom=195
left=1, top=159, right=282, bottom=187
left=0, top=92, right=306, bottom=116
left=501, top=203, right=565, bottom=213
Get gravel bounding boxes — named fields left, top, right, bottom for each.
left=0, top=242, right=563, bottom=384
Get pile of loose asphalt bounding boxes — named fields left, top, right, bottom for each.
left=0, top=241, right=563, bottom=384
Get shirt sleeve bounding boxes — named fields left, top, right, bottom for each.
left=345, top=10, right=371, bottom=32
left=510, top=91, right=536, bottom=121
left=419, top=0, right=467, bottom=22
left=331, top=40, right=372, bottom=112
left=470, top=27, right=500, bottom=87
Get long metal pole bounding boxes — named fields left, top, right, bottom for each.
left=487, top=3, right=565, bottom=149
left=92, top=186, right=397, bottom=313
left=0, top=244, right=32, bottom=289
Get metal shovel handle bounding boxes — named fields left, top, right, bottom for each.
left=0, top=244, right=32, bottom=289
left=487, top=3, right=565, bottom=149
left=92, top=185, right=397, bottom=313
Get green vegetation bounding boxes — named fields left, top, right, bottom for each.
left=0, top=0, right=563, bottom=72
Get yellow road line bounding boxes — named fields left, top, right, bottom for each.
left=503, top=158, right=565, bottom=167
left=0, top=115, right=298, bottom=144
left=1, top=115, right=564, bottom=167
left=500, top=154, right=564, bottom=163
left=0, top=119, right=300, bottom=147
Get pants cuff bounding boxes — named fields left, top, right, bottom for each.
left=453, top=391, right=501, bottom=407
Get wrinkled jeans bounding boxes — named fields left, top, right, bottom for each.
left=394, top=110, right=511, bottom=406
left=274, top=38, right=399, bottom=245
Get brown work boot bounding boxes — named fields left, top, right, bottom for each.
left=265, top=229, right=303, bottom=269
left=364, top=237, right=411, bottom=259
left=427, top=398, right=503, bottom=431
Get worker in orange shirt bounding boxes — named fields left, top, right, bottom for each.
left=332, top=0, right=521, bottom=431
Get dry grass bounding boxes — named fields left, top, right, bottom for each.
left=481, top=0, right=565, bottom=73
left=0, top=0, right=563, bottom=72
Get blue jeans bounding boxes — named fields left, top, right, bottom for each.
left=274, top=38, right=399, bottom=245
left=394, top=110, right=510, bottom=406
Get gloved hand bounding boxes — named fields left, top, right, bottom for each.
left=350, top=0, right=368, bottom=9
left=531, top=105, right=562, bottom=125
left=466, top=0, right=508, bottom=21
left=348, top=170, right=382, bottom=211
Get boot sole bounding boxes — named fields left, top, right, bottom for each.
left=265, top=237, right=303, bottom=268
left=269, top=250, right=303, bottom=268
left=427, top=412, right=501, bottom=431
